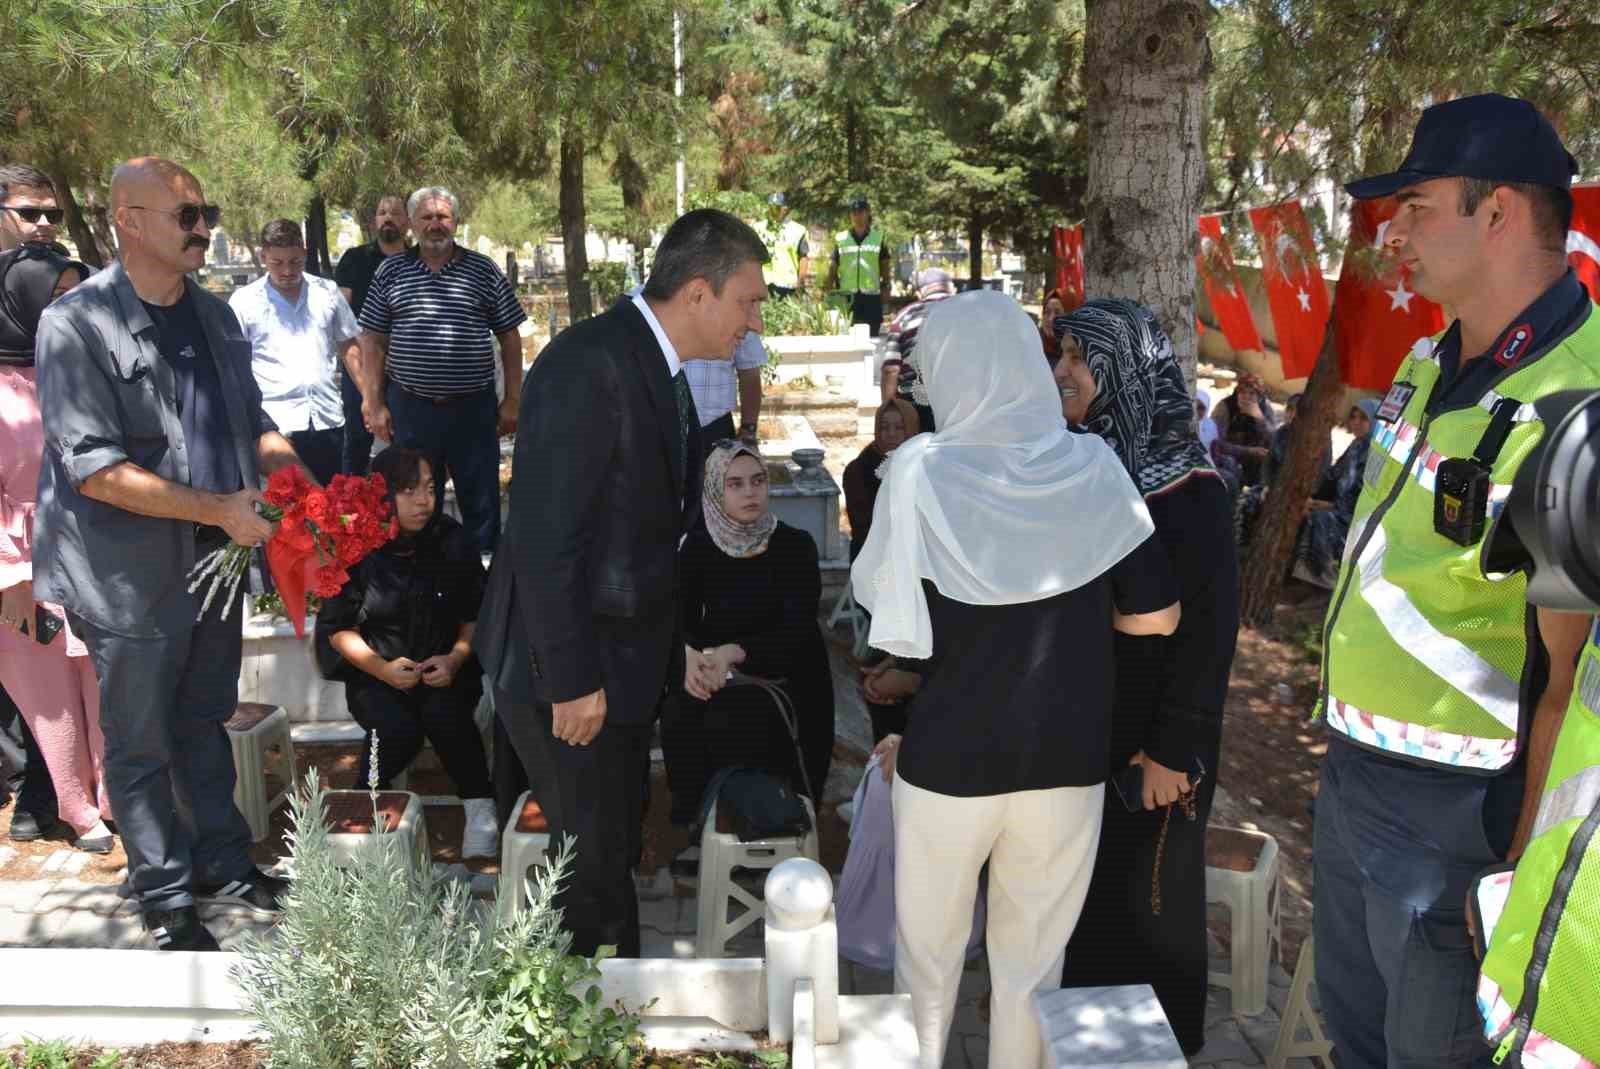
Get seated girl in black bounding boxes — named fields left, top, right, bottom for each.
left=315, top=447, right=498, bottom=858
left=661, top=443, right=836, bottom=827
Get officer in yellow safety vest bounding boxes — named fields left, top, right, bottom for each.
left=759, top=193, right=810, bottom=299
left=1314, top=94, right=1598, bottom=1068
left=825, top=195, right=892, bottom=336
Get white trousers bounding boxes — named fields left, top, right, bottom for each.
left=892, top=773, right=1104, bottom=1069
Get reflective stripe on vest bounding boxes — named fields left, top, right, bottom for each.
left=1476, top=976, right=1595, bottom=1069
left=1321, top=310, right=1600, bottom=771
left=1478, top=627, right=1600, bottom=1066
left=835, top=227, right=885, bottom=294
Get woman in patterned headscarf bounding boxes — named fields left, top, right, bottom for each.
left=1211, top=370, right=1279, bottom=489
left=660, top=442, right=835, bottom=834
left=1052, top=298, right=1240, bottom=1055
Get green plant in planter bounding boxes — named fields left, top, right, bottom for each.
left=760, top=295, right=845, bottom=338
left=233, top=771, right=644, bottom=1069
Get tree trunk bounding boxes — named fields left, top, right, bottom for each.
left=614, top=144, right=650, bottom=281
left=1082, top=0, right=1211, bottom=384
left=50, top=176, right=106, bottom=269
left=86, top=199, right=116, bottom=263
left=304, top=193, right=333, bottom=277
left=1237, top=318, right=1346, bottom=627
left=560, top=124, right=593, bottom=321
left=846, top=105, right=862, bottom=185
left=967, top=210, right=984, bottom=288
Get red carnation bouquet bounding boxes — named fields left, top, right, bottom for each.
left=187, top=467, right=397, bottom=636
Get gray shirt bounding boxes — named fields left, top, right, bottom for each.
left=32, top=261, right=277, bottom=637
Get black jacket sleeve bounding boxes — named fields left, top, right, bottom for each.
left=510, top=342, right=617, bottom=703
left=1138, top=478, right=1239, bottom=773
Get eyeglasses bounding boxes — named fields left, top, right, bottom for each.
left=126, top=203, right=222, bottom=232
left=1, top=205, right=64, bottom=225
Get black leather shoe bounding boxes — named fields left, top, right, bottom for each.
left=7, top=809, right=49, bottom=841
left=142, top=905, right=221, bottom=951
left=195, top=869, right=289, bottom=915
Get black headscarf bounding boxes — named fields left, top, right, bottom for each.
left=0, top=243, right=87, bottom=366
left=1055, top=298, right=1216, bottom=496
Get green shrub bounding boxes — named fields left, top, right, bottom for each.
left=233, top=771, right=644, bottom=1069
left=586, top=262, right=631, bottom=313
left=760, top=295, right=846, bottom=337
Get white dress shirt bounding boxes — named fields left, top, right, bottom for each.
left=229, top=273, right=361, bottom=433
left=630, top=291, right=682, bottom=378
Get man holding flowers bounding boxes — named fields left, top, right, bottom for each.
left=32, top=158, right=315, bottom=951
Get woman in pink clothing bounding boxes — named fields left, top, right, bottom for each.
left=0, top=243, right=112, bottom=853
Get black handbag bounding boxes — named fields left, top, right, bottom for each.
left=691, top=674, right=817, bottom=843
left=700, top=766, right=812, bottom=842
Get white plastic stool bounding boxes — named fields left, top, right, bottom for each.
left=826, top=580, right=870, bottom=659
left=1268, top=936, right=1334, bottom=1068
left=1205, top=826, right=1281, bottom=1017
left=497, top=790, right=551, bottom=924
left=695, top=796, right=820, bottom=958
left=226, top=702, right=294, bottom=842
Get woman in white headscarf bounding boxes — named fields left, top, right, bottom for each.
left=854, top=290, right=1180, bottom=1069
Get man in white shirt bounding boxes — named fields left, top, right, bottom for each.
left=229, top=219, right=362, bottom=484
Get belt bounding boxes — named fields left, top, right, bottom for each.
left=395, top=382, right=489, bottom=406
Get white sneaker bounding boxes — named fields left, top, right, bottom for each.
left=461, top=798, right=500, bottom=860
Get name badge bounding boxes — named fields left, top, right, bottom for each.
left=1376, top=382, right=1416, bottom=424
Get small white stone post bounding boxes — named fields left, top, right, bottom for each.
left=763, top=857, right=840, bottom=1045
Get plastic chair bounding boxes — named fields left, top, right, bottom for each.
left=497, top=790, right=551, bottom=924
left=1205, top=826, right=1281, bottom=1016
left=694, top=794, right=820, bottom=958
left=1268, top=937, right=1334, bottom=1068
left=826, top=580, right=870, bottom=659
left=226, top=702, right=295, bottom=842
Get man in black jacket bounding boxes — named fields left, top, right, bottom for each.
left=476, top=209, right=769, bottom=956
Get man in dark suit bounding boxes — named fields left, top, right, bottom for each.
left=476, top=209, right=769, bottom=957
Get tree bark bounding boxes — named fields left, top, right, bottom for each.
left=1082, top=0, right=1211, bottom=384
left=304, top=193, right=333, bottom=277
left=1237, top=317, right=1347, bottom=627
left=967, top=209, right=985, bottom=288
left=560, top=123, right=593, bottom=321
left=614, top=144, right=650, bottom=281
left=50, top=176, right=106, bottom=269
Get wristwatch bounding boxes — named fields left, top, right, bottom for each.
left=739, top=422, right=758, bottom=437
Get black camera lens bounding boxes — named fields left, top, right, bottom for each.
left=1508, top=390, right=1600, bottom=611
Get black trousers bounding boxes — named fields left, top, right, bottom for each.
left=346, top=672, right=492, bottom=798
left=848, top=292, right=884, bottom=336
left=340, top=370, right=373, bottom=476
left=288, top=426, right=344, bottom=487
left=386, top=382, right=501, bottom=555
left=1, top=683, right=56, bottom=817
left=495, top=688, right=650, bottom=958
left=72, top=599, right=254, bottom=910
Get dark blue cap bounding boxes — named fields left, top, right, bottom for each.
left=849, top=196, right=870, bottom=211
left=1345, top=94, right=1578, bottom=200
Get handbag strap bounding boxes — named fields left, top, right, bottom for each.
left=725, top=672, right=816, bottom=805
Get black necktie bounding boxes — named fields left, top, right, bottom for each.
left=673, top=369, right=692, bottom=480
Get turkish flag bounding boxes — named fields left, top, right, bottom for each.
left=1569, top=183, right=1600, bottom=303
left=1248, top=201, right=1330, bottom=379
left=1196, top=215, right=1264, bottom=352
left=1053, top=224, right=1085, bottom=311
left=1332, top=198, right=1446, bottom=390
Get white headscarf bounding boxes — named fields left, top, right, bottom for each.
left=851, top=290, right=1155, bottom=659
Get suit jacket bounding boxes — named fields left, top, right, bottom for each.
left=476, top=298, right=703, bottom=723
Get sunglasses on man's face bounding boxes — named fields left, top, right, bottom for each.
left=2, top=205, right=64, bottom=225
left=127, top=202, right=222, bottom=232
